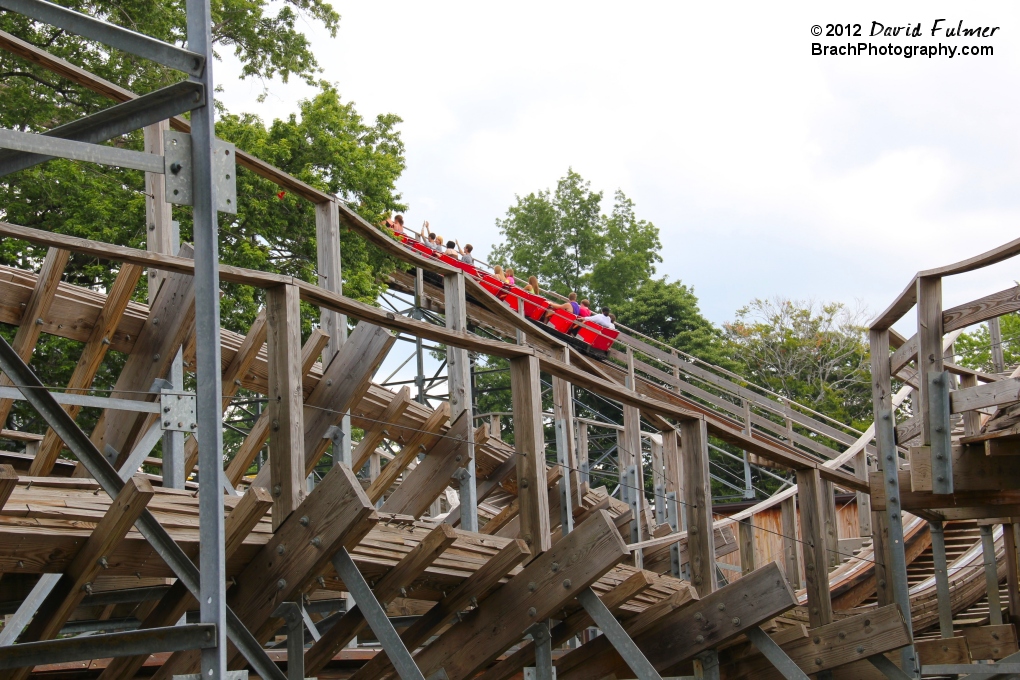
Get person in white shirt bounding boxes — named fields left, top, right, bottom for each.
left=589, top=307, right=616, bottom=329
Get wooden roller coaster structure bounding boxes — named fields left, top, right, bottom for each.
left=0, top=5, right=1019, bottom=679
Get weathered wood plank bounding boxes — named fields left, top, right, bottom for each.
left=555, top=562, right=796, bottom=680
left=8, top=476, right=153, bottom=680
left=961, top=624, right=1018, bottom=660
left=352, top=385, right=410, bottom=472
left=510, top=354, right=551, bottom=555
left=32, top=263, right=143, bottom=476
left=352, top=538, right=531, bottom=680
left=797, top=467, right=833, bottom=627
left=950, top=377, right=1020, bottom=413
left=0, top=247, right=70, bottom=426
left=366, top=402, right=450, bottom=504
left=681, top=417, right=716, bottom=595
left=267, top=284, right=305, bottom=529
left=943, top=285, right=1020, bottom=333
left=411, top=510, right=628, bottom=680
left=303, top=524, right=458, bottom=674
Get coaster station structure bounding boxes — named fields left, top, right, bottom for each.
left=0, top=3, right=1019, bottom=679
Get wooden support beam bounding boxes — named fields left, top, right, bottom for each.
left=352, top=386, right=411, bottom=472
left=0, top=247, right=70, bottom=426
left=472, top=570, right=658, bottom=680
left=1005, top=523, right=1020, bottom=620
left=32, top=263, right=143, bottom=476
left=303, top=524, right=458, bottom=675
left=95, top=485, right=273, bottom=680
left=721, top=605, right=911, bottom=680
left=230, top=322, right=393, bottom=487
left=352, top=538, right=531, bottom=680
left=410, top=510, right=628, bottom=680
left=84, top=247, right=196, bottom=473
left=182, top=309, right=267, bottom=479
left=379, top=411, right=472, bottom=518
left=822, top=479, right=840, bottom=567
left=510, top=354, right=551, bottom=555
left=366, top=402, right=450, bottom=504
left=0, top=464, right=18, bottom=509
left=554, top=562, right=796, bottom=680
left=917, top=276, right=944, bottom=448
left=267, top=284, right=305, bottom=529
left=951, top=377, right=1020, bottom=413
left=7, top=476, right=153, bottom=680
left=681, top=417, right=716, bottom=596
left=780, top=495, right=802, bottom=589
left=154, top=463, right=378, bottom=677
left=961, top=624, right=1018, bottom=660
left=797, top=467, right=833, bottom=628
left=943, top=285, right=1020, bottom=334
left=872, top=469, right=1020, bottom=511
left=739, top=518, right=756, bottom=576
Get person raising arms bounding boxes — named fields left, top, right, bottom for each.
left=456, top=241, right=474, bottom=265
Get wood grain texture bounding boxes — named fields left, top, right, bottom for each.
left=510, top=354, right=551, bottom=555
left=267, top=284, right=305, bottom=529
left=411, top=510, right=627, bottom=680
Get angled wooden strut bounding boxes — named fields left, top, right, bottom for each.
left=303, top=524, right=459, bottom=675
left=151, top=463, right=377, bottom=678
left=352, top=385, right=411, bottom=472
left=96, top=485, right=273, bottom=680
left=554, top=562, right=796, bottom=680
left=410, top=510, right=628, bottom=680
left=366, top=402, right=450, bottom=504
left=31, top=263, right=144, bottom=476
left=379, top=409, right=472, bottom=518
left=6, top=476, right=153, bottom=680
left=0, top=247, right=70, bottom=427
left=181, top=308, right=267, bottom=479
left=351, top=538, right=532, bottom=680
left=77, top=245, right=197, bottom=476
left=230, top=321, right=393, bottom=488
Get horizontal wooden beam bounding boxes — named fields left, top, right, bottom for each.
left=951, top=377, right=1020, bottom=413
left=943, top=285, right=1020, bottom=333
left=872, top=469, right=1020, bottom=511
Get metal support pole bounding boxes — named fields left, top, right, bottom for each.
left=981, top=525, right=1004, bottom=626
left=555, top=418, right=573, bottom=536
left=526, top=621, right=554, bottom=680
left=929, top=520, right=955, bottom=638
left=745, top=626, right=811, bottom=680
left=870, top=329, right=918, bottom=679
left=576, top=588, right=662, bottom=680
left=331, top=548, right=426, bottom=680
left=0, top=573, right=62, bottom=646
left=693, top=650, right=720, bottom=680
left=184, top=0, right=226, bottom=675
left=271, top=603, right=305, bottom=680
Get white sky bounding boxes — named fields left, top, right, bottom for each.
left=218, top=1, right=1020, bottom=333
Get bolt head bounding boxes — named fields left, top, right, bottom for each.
left=696, top=634, right=705, bottom=643
left=563, top=579, right=572, bottom=588
left=527, top=607, right=537, bottom=617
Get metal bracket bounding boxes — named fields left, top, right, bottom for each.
left=271, top=603, right=305, bottom=680
left=927, top=370, right=953, bottom=494
left=159, top=389, right=197, bottom=432
left=163, top=131, right=237, bottom=214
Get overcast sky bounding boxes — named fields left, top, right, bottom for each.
left=218, top=1, right=1020, bottom=333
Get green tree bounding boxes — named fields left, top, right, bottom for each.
left=490, top=169, right=661, bottom=307
left=954, top=312, right=1020, bottom=372
left=615, top=278, right=736, bottom=371
left=724, top=297, right=872, bottom=427
left=0, top=3, right=407, bottom=438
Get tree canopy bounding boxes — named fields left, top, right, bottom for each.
left=725, top=297, right=872, bottom=428
left=954, top=312, right=1020, bottom=373
left=0, top=3, right=406, bottom=436
left=489, top=169, right=661, bottom=309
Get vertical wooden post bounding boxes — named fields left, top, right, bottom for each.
left=576, top=421, right=589, bottom=496
left=738, top=517, right=755, bottom=576
left=315, top=200, right=350, bottom=464
left=144, top=120, right=185, bottom=488
left=489, top=414, right=501, bottom=441
left=680, top=417, right=716, bottom=596
left=959, top=374, right=982, bottom=437
left=1007, top=523, right=1020, bottom=621
left=445, top=271, right=477, bottom=531
left=267, top=284, right=305, bottom=530
left=822, top=480, right=839, bottom=567
left=620, top=405, right=644, bottom=567
left=854, top=449, right=872, bottom=537
left=989, top=317, right=1006, bottom=373
left=796, top=467, right=833, bottom=628
left=779, top=495, right=802, bottom=588
left=917, top=277, right=944, bottom=448
left=651, top=436, right=665, bottom=525
left=981, top=525, right=1004, bottom=626
left=510, top=355, right=551, bottom=555
left=930, top=520, right=955, bottom=638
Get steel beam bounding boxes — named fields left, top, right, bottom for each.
left=0, top=574, right=61, bottom=646
left=0, top=385, right=161, bottom=413
left=0, top=81, right=204, bottom=177
left=272, top=603, right=305, bottom=680
left=744, top=626, right=811, bottom=680
left=0, top=0, right=204, bottom=75
left=927, top=370, right=953, bottom=495
left=0, top=128, right=163, bottom=173
left=331, top=547, right=426, bottom=680
left=0, top=624, right=215, bottom=671
left=980, top=525, right=1004, bottom=626
left=929, top=520, right=955, bottom=638
left=0, top=330, right=284, bottom=680
left=576, top=587, right=662, bottom=680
